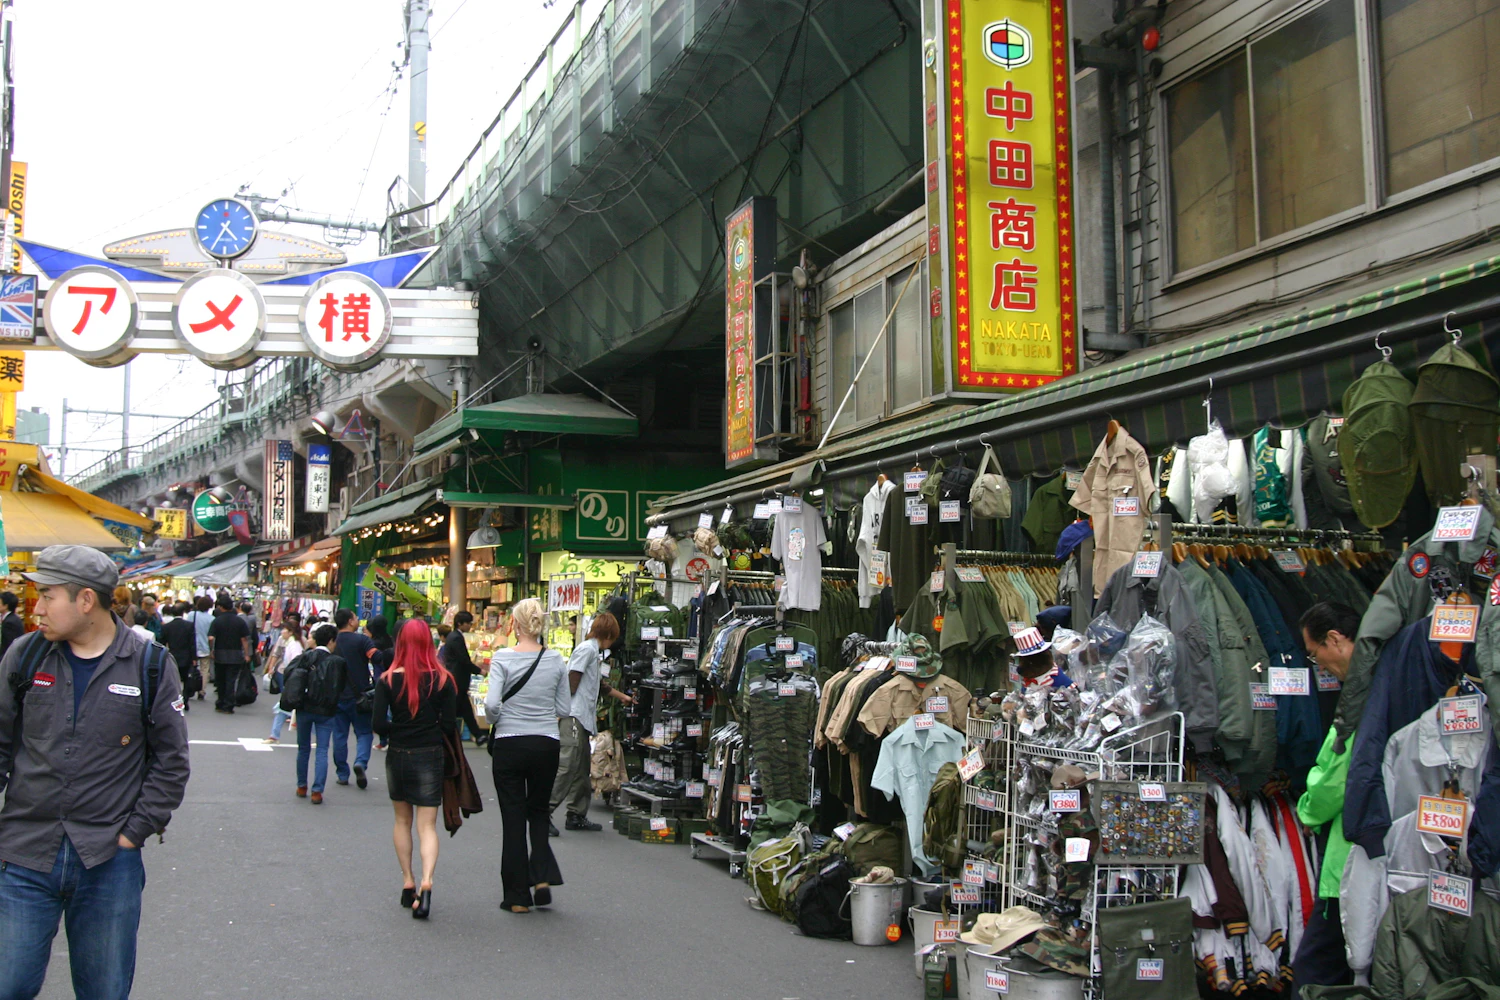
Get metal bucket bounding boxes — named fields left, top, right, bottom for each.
left=909, top=906, right=957, bottom=978
left=846, top=877, right=909, bottom=946
left=909, top=876, right=944, bottom=911
left=966, top=953, right=1086, bottom=1000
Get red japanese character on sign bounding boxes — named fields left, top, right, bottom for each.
left=988, top=141, right=1033, bottom=189
left=990, top=259, right=1039, bottom=311
left=66, top=286, right=117, bottom=334
left=731, top=279, right=749, bottom=303
left=985, top=83, right=1034, bottom=132
left=317, top=292, right=374, bottom=342
left=733, top=312, right=747, bottom=341
left=988, top=199, right=1038, bottom=251
left=189, top=295, right=243, bottom=334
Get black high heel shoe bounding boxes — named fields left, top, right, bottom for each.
left=412, top=888, right=432, bottom=919
left=532, top=884, right=552, bottom=907
left=400, top=887, right=416, bottom=909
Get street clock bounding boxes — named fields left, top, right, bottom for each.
left=194, top=198, right=258, bottom=259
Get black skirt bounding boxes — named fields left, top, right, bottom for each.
left=385, top=745, right=444, bottom=806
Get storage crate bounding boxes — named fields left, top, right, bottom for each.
left=639, top=819, right=679, bottom=844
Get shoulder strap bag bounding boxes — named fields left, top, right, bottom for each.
left=488, top=649, right=546, bottom=756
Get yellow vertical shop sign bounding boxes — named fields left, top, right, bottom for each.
left=0, top=349, right=22, bottom=440
left=723, top=201, right=757, bottom=466
left=155, top=508, right=187, bottom=540
left=4, top=162, right=24, bottom=275
left=942, top=3, right=1076, bottom=392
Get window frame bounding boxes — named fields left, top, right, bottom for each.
left=821, top=252, right=932, bottom=435
left=1159, top=0, right=1500, bottom=284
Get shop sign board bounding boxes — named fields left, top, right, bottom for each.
left=547, top=573, right=584, bottom=613
left=191, top=489, right=230, bottom=533
left=930, top=0, right=1078, bottom=394
left=3, top=162, right=26, bottom=275
left=305, top=444, right=331, bottom=514
left=723, top=195, right=776, bottom=468
left=155, top=507, right=187, bottom=540
left=356, top=584, right=385, bottom=621
left=0, top=275, right=35, bottom=343
left=575, top=489, right=629, bottom=542
left=263, top=439, right=294, bottom=542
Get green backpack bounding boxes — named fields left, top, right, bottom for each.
left=921, top=762, right=966, bottom=875
left=750, top=800, right=816, bottom=847
left=1340, top=359, right=1416, bottom=529
left=842, top=822, right=904, bottom=877
left=747, top=823, right=811, bottom=918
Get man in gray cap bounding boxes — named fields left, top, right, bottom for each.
left=0, top=544, right=190, bottom=999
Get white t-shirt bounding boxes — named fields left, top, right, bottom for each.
left=770, top=501, right=827, bottom=612
left=565, top=638, right=606, bottom=734
left=855, top=479, right=896, bottom=608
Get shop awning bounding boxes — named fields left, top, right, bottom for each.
left=439, top=491, right=577, bottom=509
left=2, top=491, right=133, bottom=550
left=331, top=478, right=442, bottom=537
left=18, top=467, right=155, bottom=530
left=651, top=248, right=1500, bottom=530
left=170, top=541, right=248, bottom=577
left=272, top=537, right=342, bottom=566
left=411, top=392, right=637, bottom=463
left=194, top=554, right=250, bottom=586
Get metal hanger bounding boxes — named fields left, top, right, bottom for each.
left=1445, top=312, right=1462, bottom=347
left=1374, top=331, right=1392, bottom=362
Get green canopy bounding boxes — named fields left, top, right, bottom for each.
left=412, top=393, right=637, bottom=463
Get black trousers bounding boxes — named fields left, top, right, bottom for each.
left=212, top=661, right=242, bottom=710
left=491, top=735, right=563, bottom=908
left=1290, top=898, right=1351, bottom=996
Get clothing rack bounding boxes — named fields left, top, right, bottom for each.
left=945, top=548, right=1057, bottom=566
left=1168, top=521, right=1385, bottom=546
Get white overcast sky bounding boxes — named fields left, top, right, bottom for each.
left=15, top=0, right=598, bottom=476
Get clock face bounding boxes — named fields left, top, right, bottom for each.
left=195, top=199, right=258, bottom=259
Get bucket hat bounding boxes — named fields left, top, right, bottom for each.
left=959, top=906, right=1047, bottom=954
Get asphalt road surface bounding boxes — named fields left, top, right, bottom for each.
left=27, top=694, right=913, bottom=999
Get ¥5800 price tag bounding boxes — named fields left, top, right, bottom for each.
left=1416, top=794, right=1469, bottom=838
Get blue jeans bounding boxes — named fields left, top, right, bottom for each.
left=269, top=704, right=293, bottom=740
left=331, top=698, right=373, bottom=780
left=0, top=837, right=145, bottom=1000
left=295, top=713, right=336, bottom=792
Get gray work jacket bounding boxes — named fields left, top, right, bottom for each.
left=0, top=620, right=190, bottom=872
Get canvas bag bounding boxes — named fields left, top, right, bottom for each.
left=1096, top=897, right=1196, bottom=1000
left=969, top=445, right=1013, bottom=519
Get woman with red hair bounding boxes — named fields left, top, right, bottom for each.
left=372, top=618, right=457, bottom=919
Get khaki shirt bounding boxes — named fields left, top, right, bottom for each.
left=825, top=666, right=893, bottom=752
left=856, top=672, right=973, bottom=740
left=1070, top=426, right=1156, bottom=596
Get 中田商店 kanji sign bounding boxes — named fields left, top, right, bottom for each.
left=936, top=1, right=1077, bottom=393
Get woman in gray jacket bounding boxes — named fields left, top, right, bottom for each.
left=485, top=598, right=570, bottom=913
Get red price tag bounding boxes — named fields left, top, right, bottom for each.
left=1416, top=794, right=1468, bottom=837
left=1430, top=605, right=1479, bottom=643
left=1049, top=789, right=1082, bottom=812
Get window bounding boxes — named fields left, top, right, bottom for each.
left=826, top=259, right=930, bottom=429
left=1166, top=0, right=1500, bottom=273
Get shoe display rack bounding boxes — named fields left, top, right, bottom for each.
left=618, top=632, right=706, bottom=823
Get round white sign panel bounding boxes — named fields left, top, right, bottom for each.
left=42, top=266, right=139, bottom=363
left=297, top=272, right=393, bottom=369
left=171, top=269, right=265, bottom=367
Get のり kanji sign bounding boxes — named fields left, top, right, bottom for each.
left=41, top=266, right=138, bottom=362
left=935, top=1, right=1077, bottom=394
left=298, top=272, right=392, bottom=369
left=171, top=268, right=265, bottom=367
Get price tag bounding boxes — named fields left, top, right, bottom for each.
left=833, top=822, right=857, bottom=841
left=870, top=550, right=890, bottom=587
left=1136, top=959, right=1165, bottom=982
left=706, top=768, right=722, bottom=786
left=1416, top=794, right=1469, bottom=837
left=985, top=861, right=1001, bottom=884
left=1139, top=782, right=1166, bottom=801
left=976, top=790, right=998, bottom=812
left=734, top=784, right=752, bottom=804
left=661, top=626, right=674, bottom=637
left=785, top=654, right=804, bottom=670
left=652, top=724, right=666, bottom=741
left=1428, top=871, right=1474, bottom=917
left=940, top=500, right=962, bottom=522
left=641, top=626, right=660, bottom=641
left=1065, top=470, right=1083, bottom=490
left=683, top=647, right=699, bottom=661
left=963, top=860, right=985, bottom=886
left=1019, top=719, right=1036, bottom=738
left=1101, top=713, right=1122, bottom=732
left=1316, top=667, right=1342, bottom=692
left=647, top=524, right=669, bottom=539
left=896, top=656, right=918, bottom=674
left=950, top=884, right=981, bottom=905
left=752, top=502, right=770, bottom=520
left=1430, top=605, right=1480, bottom=643
left=1049, top=789, right=1082, bottom=813
left=930, top=570, right=945, bottom=593
left=1250, top=684, right=1277, bottom=711
left=650, top=817, right=668, bottom=831
left=775, top=635, right=795, bottom=652
left=721, top=505, right=733, bottom=525
left=1064, top=837, right=1091, bottom=862
left=646, top=761, right=659, bottom=778
left=1434, top=505, right=1483, bottom=542
left=1113, top=496, right=1141, bottom=517
left=1439, top=694, right=1484, bottom=735
left=778, top=684, right=797, bottom=698
left=686, top=724, right=703, bottom=737
left=909, top=504, right=928, bottom=525
left=934, top=920, right=961, bottom=943
left=686, top=781, right=705, bottom=798
left=956, top=566, right=984, bottom=583
left=1131, top=551, right=1162, bottom=578
left=913, top=713, right=936, bottom=730
left=1273, top=549, right=1306, bottom=573
left=957, top=747, right=984, bottom=780
left=697, top=511, right=714, bottom=529
left=904, top=471, right=925, bottom=492
left=782, top=495, right=803, bottom=514
left=926, top=696, right=950, bottom=715
left=765, top=499, right=782, bottom=516
left=1269, top=667, right=1311, bottom=697
left=985, top=969, right=1010, bottom=994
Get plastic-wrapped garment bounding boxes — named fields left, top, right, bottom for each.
left=1189, top=422, right=1236, bottom=523
left=1253, top=427, right=1292, bottom=527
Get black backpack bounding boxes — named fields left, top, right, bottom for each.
left=792, top=857, right=856, bottom=939
left=303, top=649, right=346, bottom=713
left=279, top=652, right=313, bottom=711
left=8, top=630, right=164, bottom=737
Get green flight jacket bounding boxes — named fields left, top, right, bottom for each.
left=1297, top=725, right=1353, bottom=900
left=1333, top=505, right=1500, bottom=747
left=1205, top=562, right=1278, bottom=779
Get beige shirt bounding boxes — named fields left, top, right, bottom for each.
left=856, top=672, right=973, bottom=740
left=1070, top=426, right=1156, bottom=596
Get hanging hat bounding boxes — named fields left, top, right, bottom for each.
left=896, top=633, right=943, bottom=679
left=692, top=525, right=721, bottom=557
left=1340, top=359, right=1417, bottom=530
left=1410, top=341, right=1500, bottom=506
left=958, top=906, right=1047, bottom=954
left=1055, top=519, right=1092, bottom=561
left=1013, top=626, right=1051, bottom=657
